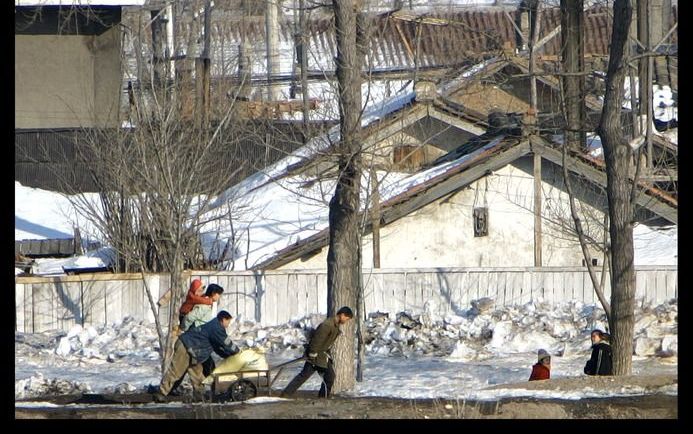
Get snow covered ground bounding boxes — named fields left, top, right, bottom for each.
left=15, top=298, right=677, bottom=403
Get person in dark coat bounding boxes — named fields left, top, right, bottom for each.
left=529, top=349, right=551, bottom=381
left=584, top=329, right=613, bottom=376
left=281, top=306, right=354, bottom=398
left=155, top=310, right=240, bottom=401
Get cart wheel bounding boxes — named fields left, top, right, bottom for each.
left=229, top=379, right=257, bottom=402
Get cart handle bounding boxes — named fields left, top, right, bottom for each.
left=269, top=356, right=306, bottom=388
left=271, top=356, right=306, bottom=370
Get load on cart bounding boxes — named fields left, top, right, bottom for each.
left=204, top=348, right=304, bottom=402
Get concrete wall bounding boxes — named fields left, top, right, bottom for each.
left=282, top=157, right=607, bottom=270
left=15, top=27, right=122, bottom=129
left=16, top=266, right=678, bottom=332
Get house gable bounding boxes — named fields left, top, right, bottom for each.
left=281, top=161, right=610, bottom=270
left=256, top=134, right=676, bottom=270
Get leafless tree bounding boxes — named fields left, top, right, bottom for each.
left=556, top=0, right=676, bottom=375
left=55, top=3, right=255, bottom=371
left=595, top=0, right=637, bottom=376
left=324, top=0, right=364, bottom=394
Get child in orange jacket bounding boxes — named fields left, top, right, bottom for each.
left=529, top=349, right=551, bottom=381
left=178, top=279, right=213, bottom=327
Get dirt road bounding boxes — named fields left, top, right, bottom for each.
left=15, top=375, right=677, bottom=419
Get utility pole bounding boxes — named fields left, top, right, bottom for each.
left=528, top=0, right=542, bottom=268
left=265, top=0, right=281, bottom=102
left=636, top=0, right=651, bottom=168
left=202, top=0, right=212, bottom=125
left=165, top=2, right=175, bottom=84
left=560, top=0, right=586, bottom=151
left=238, top=1, right=252, bottom=101
left=299, top=0, right=310, bottom=132
left=150, top=8, right=166, bottom=86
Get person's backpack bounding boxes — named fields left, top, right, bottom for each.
left=584, top=359, right=595, bottom=375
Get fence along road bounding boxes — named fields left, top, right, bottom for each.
left=15, top=266, right=677, bottom=333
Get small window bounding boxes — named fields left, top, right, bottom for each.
left=582, top=258, right=599, bottom=266
left=473, top=207, right=488, bottom=237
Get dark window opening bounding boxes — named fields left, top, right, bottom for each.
left=473, top=207, right=488, bottom=237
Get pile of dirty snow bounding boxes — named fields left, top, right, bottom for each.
left=15, top=317, right=161, bottom=400
left=218, top=298, right=677, bottom=362
left=15, top=299, right=677, bottom=400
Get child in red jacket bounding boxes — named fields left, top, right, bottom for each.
left=529, top=349, right=551, bottom=381
left=178, top=279, right=213, bottom=327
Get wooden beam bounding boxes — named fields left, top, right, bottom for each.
left=363, top=105, right=428, bottom=148
left=534, top=151, right=542, bottom=266
left=504, top=10, right=526, bottom=46
left=394, top=21, right=416, bottom=64
left=639, top=174, right=678, bottom=182
left=535, top=25, right=561, bottom=51
left=370, top=168, right=381, bottom=268
left=428, top=108, right=487, bottom=136
left=531, top=137, right=677, bottom=223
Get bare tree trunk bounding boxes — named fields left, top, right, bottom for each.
left=560, top=0, right=586, bottom=150
left=528, top=0, right=540, bottom=115
left=652, top=0, right=672, bottom=87
left=596, top=0, right=635, bottom=376
left=558, top=0, right=614, bottom=324
left=327, top=0, right=362, bottom=394
left=162, top=251, right=186, bottom=372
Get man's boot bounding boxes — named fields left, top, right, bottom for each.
left=191, top=389, right=206, bottom=402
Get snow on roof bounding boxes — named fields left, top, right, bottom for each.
left=32, top=253, right=111, bottom=276
left=211, top=58, right=501, bottom=209
left=210, top=87, right=416, bottom=209
left=200, top=74, right=494, bottom=269
left=15, top=182, right=111, bottom=275
left=437, top=57, right=502, bottom=97
left=15, top=182, right=80, bottom=241
left=203, top=54, right=679, bottom=269
left=634, top=223, right=677, bottom=266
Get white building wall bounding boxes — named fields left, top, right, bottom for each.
left=279, top=158, right=605, bottom=270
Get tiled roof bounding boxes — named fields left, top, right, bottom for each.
left=178, top=6, right=677, bottom=68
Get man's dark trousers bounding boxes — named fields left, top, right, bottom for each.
left=282, top=360, right=335, bottom=397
